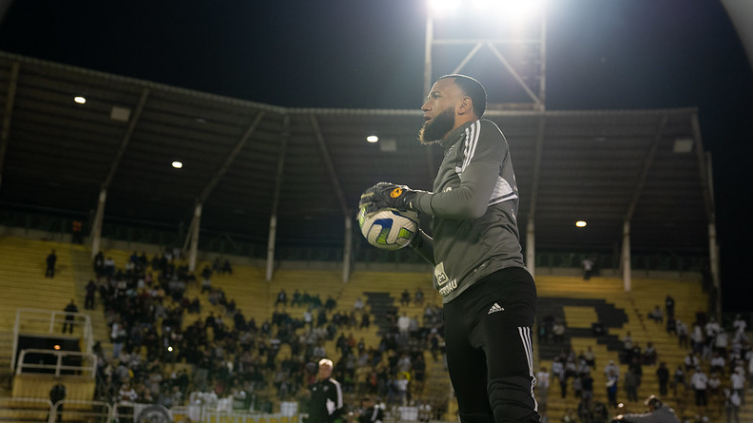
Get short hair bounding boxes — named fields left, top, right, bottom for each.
left=644, top=395, right=663, bottom=408
left=318, top=358, right=333, bottom=368
left=439, top=74, right=487, bottom=118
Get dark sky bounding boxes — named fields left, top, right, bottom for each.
left=1, top=0, right=752, bottom=311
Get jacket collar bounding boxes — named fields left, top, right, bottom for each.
left=440, top=120, right=477, bottom=150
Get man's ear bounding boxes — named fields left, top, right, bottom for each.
left=457, top=96, right=473, bottom=116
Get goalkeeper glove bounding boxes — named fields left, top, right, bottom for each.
left=359, top=182, right=421, bottom=214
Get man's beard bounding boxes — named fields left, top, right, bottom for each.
left=419, top=107, right=454, bottom=145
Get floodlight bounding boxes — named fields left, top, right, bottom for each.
left=471, top=0, right=493, bottom=10
left=366, top=135, right=379, bottom=143
left=429, top=0, right=461, bottom=14
left=576, top=221, right=587, bottom=228
left=172, top=161, right=183, bottom=169
left=485, top=0, right=542, bottom=21
left=74, top=96, right=86, bottom=104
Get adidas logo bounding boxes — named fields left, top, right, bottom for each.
left=488, top=303, right=504, bottom=314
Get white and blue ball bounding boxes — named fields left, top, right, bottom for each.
left=358, top=207, right=419, bottom=251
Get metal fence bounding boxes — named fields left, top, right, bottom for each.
left=15, top=349, right=97, bottom=377
left=50, top=400, right=112, bottom=423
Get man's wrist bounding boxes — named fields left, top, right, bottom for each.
left=402, top=191, right=418, bottom=210
left=410, top=231, right=424, bottom=249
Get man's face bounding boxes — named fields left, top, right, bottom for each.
left=318, top=363, right=332, bottom=380
left=419, top=78, right=463, bottom=144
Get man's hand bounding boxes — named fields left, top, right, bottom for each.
left=358, top=182, right=420, bottom=214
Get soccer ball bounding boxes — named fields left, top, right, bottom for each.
left=358, top=207, right=419, bottom=250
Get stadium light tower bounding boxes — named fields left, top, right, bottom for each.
left=424, top=0, right=547, bottom=110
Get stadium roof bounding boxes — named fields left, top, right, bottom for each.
left=0, top=51, right=713, bottom=253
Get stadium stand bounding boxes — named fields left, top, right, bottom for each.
left=3, top=234, right=751, bottom=423
left=533, top=275, right=739, bottom=423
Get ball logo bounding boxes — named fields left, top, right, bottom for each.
left=390, top=188, right=403, bottom=198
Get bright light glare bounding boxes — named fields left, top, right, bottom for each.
left=54, top=345, right=61, bottom=350
left=167, top=346, right=173, bottom=352
left=172, top=161, right=183, bottom=169
left=429, top=0, right=461, bottom=14
left=471, top=0, right=493, bottom=9
left=366, top=135, right=379, bottom=143
left=489, top=0, right=542, bottom=19
left=435, top=0, right=542, bottom=20
left=575, top=221, right=587, bottom=228
left=74, top=96, right=86, bottom=104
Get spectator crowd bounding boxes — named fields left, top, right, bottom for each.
left=534, top=294, right=752, bottom=423
left=83, top=250, right=448, bottom=420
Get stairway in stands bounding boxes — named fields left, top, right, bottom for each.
left=362, top=292, right=394, bottom=335
left=0, top=236, right=89, bottom=402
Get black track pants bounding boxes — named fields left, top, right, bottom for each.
left=443, top=267, right=540, bottom=423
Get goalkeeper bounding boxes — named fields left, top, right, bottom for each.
left=359, top=74, right=538, bottom=423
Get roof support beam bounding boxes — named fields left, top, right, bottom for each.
left=310, top=115, right=350, bottom=215
left=102, top=88, right=150, bottom=189
left=197, top=111, right=265, bottom=203
left=266, top=115, right=290, bottom=282
left=0, top=61, right=20, bottom=190
left=623, top=114, right=668, bottom=222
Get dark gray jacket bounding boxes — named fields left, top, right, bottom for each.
left=412, top=119, right=526, bottom=303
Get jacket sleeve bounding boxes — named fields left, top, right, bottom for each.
left=414, top=120, right=507, bottom=220
left=325, top=380, right=344, bottom=423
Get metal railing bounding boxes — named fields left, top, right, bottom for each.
left=49, top=400, right=112, bottom=423
left=15, top=349, right=97, bottom=377
left=12, top=308, right=94, bottom=372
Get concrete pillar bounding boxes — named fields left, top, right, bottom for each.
left=188, top=204, right=202, bottom=272
left=343, top=216, right=352, bottom=283
left=622, top=221, right=631, bottom=292
left=266, top=215, right=277, bottom=281
left=90, top=189, right=107, bottom=258
left=709, top=222, right=721, bottom=320
left=526, top=218, right=535, bottom=278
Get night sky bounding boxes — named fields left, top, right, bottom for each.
left=1, top=0, right=752, bottom=311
